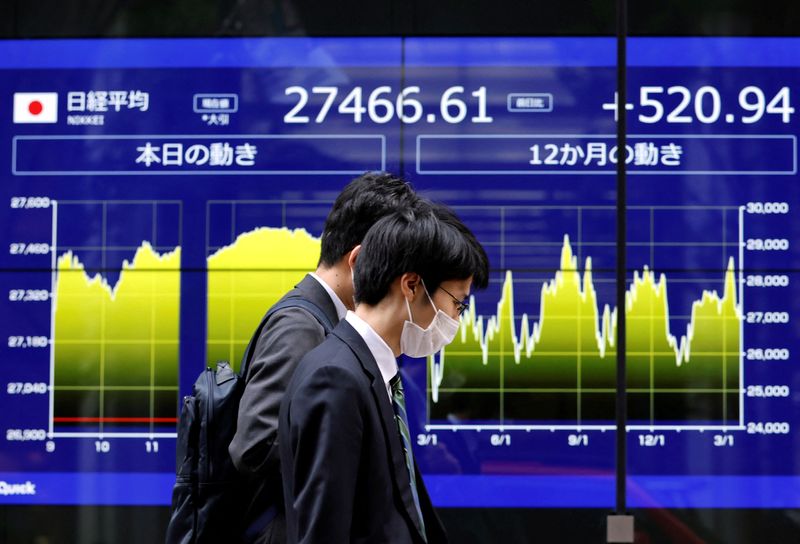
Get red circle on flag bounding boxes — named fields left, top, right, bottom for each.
left=28, top=101, right=43, bottom=115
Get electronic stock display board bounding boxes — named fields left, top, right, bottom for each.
left=0, top=37, right=798, bottom=508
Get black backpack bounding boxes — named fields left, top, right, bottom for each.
left=165, top=295, right=334, bottom=544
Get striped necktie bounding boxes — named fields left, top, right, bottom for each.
left=389, top=372, right=427, bottom=541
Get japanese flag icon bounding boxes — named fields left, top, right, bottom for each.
left=13, top=92, right=58, bottom=123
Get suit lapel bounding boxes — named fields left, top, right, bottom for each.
left=332, top=322, right=427, bottom=540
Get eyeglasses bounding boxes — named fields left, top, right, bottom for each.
left=438, top=285, right=470, bottom=317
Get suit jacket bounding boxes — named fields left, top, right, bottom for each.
left=279, top=320, right=448, bottom=544
left=229, top=274, right=341, bottom=542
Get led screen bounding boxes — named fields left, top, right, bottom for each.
left=1, top=37, right=797, bottom=508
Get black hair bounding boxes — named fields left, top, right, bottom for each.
left=353, top=201, right=490, bottom=305
left=318, top=171, right=417, bottom=267
left=428, top=202, right=489, bottom=290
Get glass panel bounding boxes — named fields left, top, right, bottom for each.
left=0, top=34, right=406, bottom=505
left=626, top=31, right=800, bottom=543
left=402, top=37, right=619, bottom=513
left=1, top=2, right=621, bottom=542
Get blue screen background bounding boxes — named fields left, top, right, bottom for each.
left=1, top=37, right=798, bottom=508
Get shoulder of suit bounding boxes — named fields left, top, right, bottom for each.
left=295, top=334, right=366, bottom=380
left=262, top=304, right=327, bottom=331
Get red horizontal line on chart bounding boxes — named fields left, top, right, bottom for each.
left=53, top=417, right=177, bottom=423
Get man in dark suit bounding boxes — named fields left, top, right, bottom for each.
left=279, top=204, right=489, bottom=544
left=229, top=172, right=418, bottom=543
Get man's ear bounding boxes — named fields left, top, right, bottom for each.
left=347, top=245, right=361, bottom=270
left=399, top=272, right=421, bottom=300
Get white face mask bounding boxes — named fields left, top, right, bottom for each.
left=400, top=281, right=460, bottom=358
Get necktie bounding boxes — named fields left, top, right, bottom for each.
left=389, top=372, right=427, bottom=541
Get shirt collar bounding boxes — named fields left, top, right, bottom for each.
left=309, top=272, right=348, bottom=322
left=345, top=311, right=397, bottom=399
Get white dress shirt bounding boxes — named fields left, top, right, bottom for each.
left=309, top=272, right=348, bottom=322
left=345, top=311, right=397, bottom=400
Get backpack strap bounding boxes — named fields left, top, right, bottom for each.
left=238, top=296, right=335, bottom=378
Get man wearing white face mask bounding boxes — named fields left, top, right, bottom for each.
left=278, top=202, right=488, bottom=544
